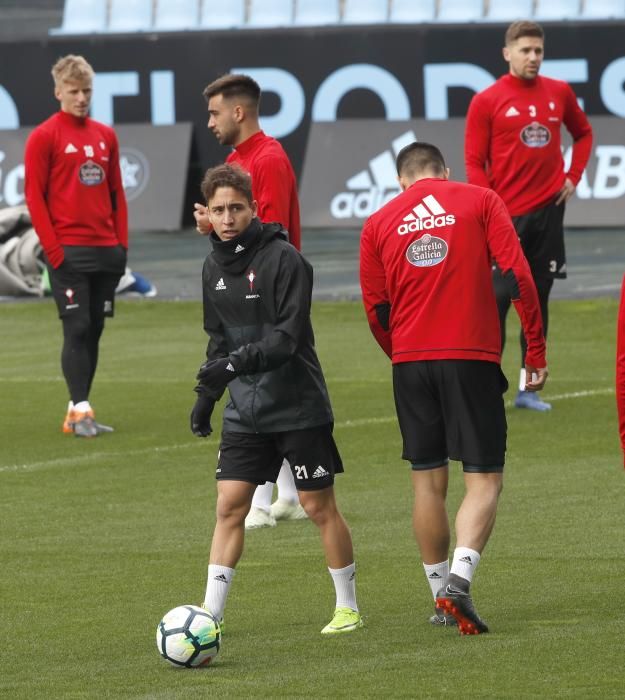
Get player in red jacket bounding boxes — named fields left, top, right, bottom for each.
left=465, top=20, right=592, bottom=411
left=360, top=142, right=547, bottom=634
left=617, top=276, right=625, bottom=467
left=24, top=55, right=128, bottom=437
left=193, top=74, right=304, bottom=529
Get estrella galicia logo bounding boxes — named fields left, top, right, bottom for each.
left=520, top=122, right=551, bottom=148
left=79, top=160, right=105, bottom=186
left=406, top=234, right=448, bottom=268
left=119, top=147, right=150, bottom=201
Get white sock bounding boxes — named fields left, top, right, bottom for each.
left=74, top=400, right=91, bottom=414
left=328, top=562, right=358, bottom=611
left=204, top=564, right=235, bottom=621
left=450, top=547, right=481, bottom=585
left=276, top=461, right=298, bottom=503
left=423, top=560, right=449, bottom=600
left=250, top=482, right=274, bottom=512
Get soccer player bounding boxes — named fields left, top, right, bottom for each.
left=360, top=142, right=547, bottom=634
left=465, top=20, right=592, bottom=411
left=191, top=163, right=362, bottom=636
left=194, top=73, right=304, bottom=529
left=617, top=275, right=625, bottom=467
left=24, top=55, right=128, bottom=437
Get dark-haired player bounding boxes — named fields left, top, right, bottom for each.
left=465, top=20, right=592, bottom=411
left=360, top=142, right=546, bottom=633
left=194, top=73, right=303, bottom=528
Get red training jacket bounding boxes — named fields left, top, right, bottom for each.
left=227, top=131, right=301, bottom=251
left=465, top=74, right=592, bottom=216
left=24, top=111, right=128, bottom=269
left=616, top=275, right=625, bottom=467
left=360, top=177, right=546, bottom=368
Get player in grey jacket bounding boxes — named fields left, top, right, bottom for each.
left=191, top=163, right=362, bottom=637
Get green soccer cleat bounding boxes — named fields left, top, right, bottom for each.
left=321, top=607, right=363, bottom=635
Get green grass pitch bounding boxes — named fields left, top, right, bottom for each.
left=1, top=297, right=623, bottom=698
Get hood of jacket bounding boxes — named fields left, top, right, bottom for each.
left=209, top=219, right=287, bottom=275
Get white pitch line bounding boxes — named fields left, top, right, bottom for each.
left=0, top=387, right=614, bottom=475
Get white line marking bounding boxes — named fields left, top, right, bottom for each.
left=0, top=388, right=614, bottom=475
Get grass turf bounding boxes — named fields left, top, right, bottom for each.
left=0, top=297, right=623, bottom=698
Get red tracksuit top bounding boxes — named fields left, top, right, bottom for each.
left=24, top=110, right=128, bottom=268
left=617, top=275, right=625, bottom=467
left=360, top=177, right=546, bottom=368
left=465, top=74, right=593, bottom=216
left=227, top=131, right=301, bottom=251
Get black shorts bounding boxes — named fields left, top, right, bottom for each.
left=393, top=360, right=508, bottom=472
left=47, top=245, right=126, bottom=320
left=216, top=424, right=344, bottom=491
left=512, top=200, right=566, bottom=280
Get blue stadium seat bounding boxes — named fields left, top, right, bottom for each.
left=200, top=0, right=245, bottom=28
left=389, top=0, right=436, bottom=23
left=50, top=0, right=107, bottom=34
left=294, top=0, right=340, bottom=26
left=534, top=0, right=581, bottom=20
left=247, top=0, right=293, bottom=27
left=485, top=0, right=534, bottom=22
left=342, top=0, right=388, bottom=24
left=154, top=0, right=200, bottom=30
left=437, top=0, right=484, bottom=22
left=581, top=0, right=625, bottom=18
left=108, top=0, right=153, bottom=32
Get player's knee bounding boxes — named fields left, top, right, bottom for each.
left=299, top=489, right=336, bottom=525
left=215, top=496, right=248, bottom=525
left=62, top=315, right=91, bottom=342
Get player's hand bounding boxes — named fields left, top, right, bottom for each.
left=523, top=365, right=548, bottom=392
left=197, top=357, right=238, bottom=396
left=190, top=390, right=215, bottom=437
left=555, top=178, right=575, bottom=205
left=193, top=203, right=211, bottom=235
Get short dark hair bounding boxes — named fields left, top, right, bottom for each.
left=505, top=20, right=544, bottom=45
left=201, top=163, right=253, bottom=204
left=396, top=142, right=446, bottom=178
left=202, top=73, right=261, bottom=108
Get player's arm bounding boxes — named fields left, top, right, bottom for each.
left=252, top=156, right=293, bottom=233
left=107, top=131, right=129, bottom=250
left=359, top=219, right=392, bottom=358
left=464, top=94, right=492, bottom=189
left=23, top=129, right=64, bottom=268
left=557, top=85, right=593, bottom=205
left=483, top=190, right=547, bottom=386
left=616, top=275, right=625, bottom=467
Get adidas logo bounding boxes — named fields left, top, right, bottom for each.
left=428, top=572, right=442, bottom=579
left=64, top=143, right=78, bottom=153
left=459, top=556, right=473, bottom=564
left=215, top=278, right=226, bottom=290
left=397, top=195, right=456, bottom=235
left=505, top=106, right=520, bottom=117
left=312, top=465, right=329, bottom=479
left=330, top=130, right=416, bottom=220
left=226, top=362, right=235, bottom=372
left=214, top=574, right=228, bottom=582
left=234, top=244, right=245, bottom=253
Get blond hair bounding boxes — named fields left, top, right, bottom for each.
left=51, top=55, right=94, bottom=86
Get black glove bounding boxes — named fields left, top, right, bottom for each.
left=196, top=357, right=239, bottom=398
left=190, top=388, right=215, bottom=437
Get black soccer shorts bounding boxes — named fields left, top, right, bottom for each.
left=216, top=424, right=343, bottom=491
left=47, top=245, right=126, bottom=320
left=512, top=199, right=566, bottom=280
left=393, top=360, right=508, bottom=472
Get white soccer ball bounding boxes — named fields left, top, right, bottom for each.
left=156, top=604, right=221, bottom=668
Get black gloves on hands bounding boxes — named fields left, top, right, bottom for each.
left=196, top=357, right=239, bottom=399
left=190, top=388, right=215, bottom=437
